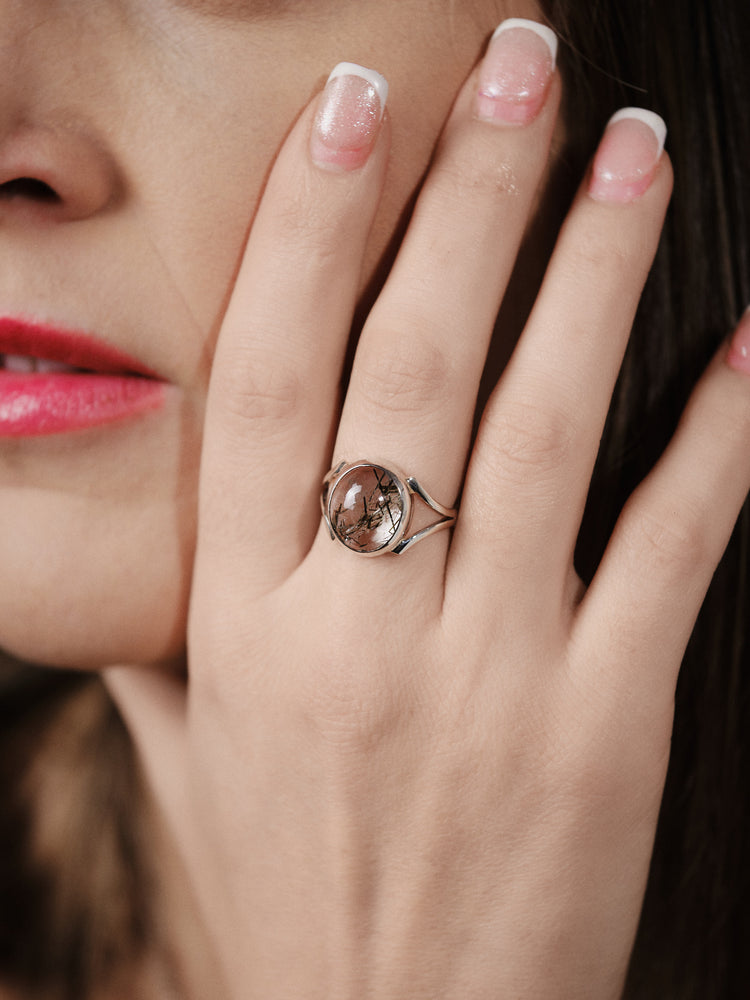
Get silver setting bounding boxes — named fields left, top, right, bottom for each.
left=321, top=459, right=457, bottom=556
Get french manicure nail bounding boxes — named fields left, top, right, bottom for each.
left=476, top=18, right=557, bottom=125
left=310, top=62, right=388, bottom=171
left=726, top=307, right=750, bottom=376
left=588, top=108, right=667, bottom=203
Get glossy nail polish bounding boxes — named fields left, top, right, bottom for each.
left=476, top=19, right=557, bottom=125
left=311, top=62, right=388, bottom=171
left=726, top=308, right=750, bottom=376
left=588, top=108, right=667, bottom=203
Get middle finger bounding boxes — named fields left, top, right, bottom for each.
left=324, top=20, right=560, bottom=564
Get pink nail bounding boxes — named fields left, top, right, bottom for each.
left=310, top=63, right=388, bottom=172
left=726, top=308, right=750, bottom=376
left=588, top=109, right=667, bottom=203
left=476, top=19, right=557, bottom=126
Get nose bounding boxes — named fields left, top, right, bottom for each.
left=0, top=123, right=120, bottom=224
left=0, top=1, right=121, bottom=226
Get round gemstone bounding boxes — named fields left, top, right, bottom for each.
left=328, top=464, right=405, bottom=553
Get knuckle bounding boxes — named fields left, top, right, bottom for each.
left=354, top=330, right=454, bottom=417
left=221, top=358, right=304, bottom=430
left=273, top=175, right=350, bottom=264
left=549, top=701, right=673, bottom=823
left=555, top=742, right=632, bottom=813
left=698, top=382, right=750, bottom=445
left=559, top=226, right=635, bottom=284
left=432, top=151, right=520, bottom=208
left=286, top=595, right=433, bottom=758
left=297, top=647, right=408, bottom=757
left=628, top=497, right=710, bottom=575
left=481, top=395, right=576, bottom=484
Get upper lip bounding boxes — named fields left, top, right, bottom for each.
left=0, top=316, right=157, bottom=376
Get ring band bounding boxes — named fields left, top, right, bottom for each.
left=321, top=460, right=457, bottom=556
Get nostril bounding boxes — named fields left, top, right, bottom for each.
left=0, top=177, right=60, bottom=202
left=0, top=129, right=121, bottom=220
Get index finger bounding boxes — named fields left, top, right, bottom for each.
left=195, top=65, right=390, bottom=595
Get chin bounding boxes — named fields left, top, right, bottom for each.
left=0, top=490, right=193, bottom=672
left=0, top=571, right=190, bottom=672
left=0, top=397, right=201, bottom=670
left=1, top=600, right=188, bottom=673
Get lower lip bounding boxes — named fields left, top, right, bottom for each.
left=0, top=372, right=166, bottom=436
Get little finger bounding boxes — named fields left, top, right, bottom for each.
left=573, top=312, right=750, bottom=702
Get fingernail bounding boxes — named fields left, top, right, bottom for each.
left=311, top=62, right=388, bottom=171
left=588, top=108, right=667, bottom=203
left=476, top=19, right=557, bottom=125
left=726, top=307, right=750, bottom=376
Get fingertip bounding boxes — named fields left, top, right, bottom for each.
left=476, top=19, right=558, bottom=125
left=588, top=108, right=669, bottom=204
left=725, top=307, right=750, bottom=376
left=310, top=62, right=389, bottom=171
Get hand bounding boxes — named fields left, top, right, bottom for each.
left=108, top=28, right=750, bottom=1000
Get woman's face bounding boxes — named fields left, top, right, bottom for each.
left=0, top=0, right=539, bottom=669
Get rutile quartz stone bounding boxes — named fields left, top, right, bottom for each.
left=328, top=464, right=404, bottom=553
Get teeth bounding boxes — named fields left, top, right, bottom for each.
left=36, top=359, right=78, bottom=374
left=4, top=354, right=36, bottom=373
left=0, top=354, right=79, bottom=373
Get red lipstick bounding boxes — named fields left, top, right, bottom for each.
left=0, top=317, right=166, bottom=436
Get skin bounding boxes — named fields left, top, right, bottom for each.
left=3, top=1, right=750, bottom=998
left=0, top=0, right=513, bottom=669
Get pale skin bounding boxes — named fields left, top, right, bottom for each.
left=2, top=1, right=750, bottom=998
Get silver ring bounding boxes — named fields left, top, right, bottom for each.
left=321, top=460, right=457, bottom=556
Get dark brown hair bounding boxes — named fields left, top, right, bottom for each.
left=545, top=0, right=750, bottom=994
left=1, top=0, right=749, bottom=996
left=0, top=659, right=151, bottom=999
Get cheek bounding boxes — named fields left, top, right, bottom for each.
left=0, top=405, right=201, bottom=671
left=321, top=14, right=498, bottom=295
left=0, top=5, right=499, bottom=671
left=0, top=493, right=193, bottom=670
left=128, top=7, right=494, bottom=341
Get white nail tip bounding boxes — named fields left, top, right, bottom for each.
left=492, top=18, right=558, bottom=65
left=608, top=108, right=667, bottom=155
left=327, top=62, right=389, bottom=114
